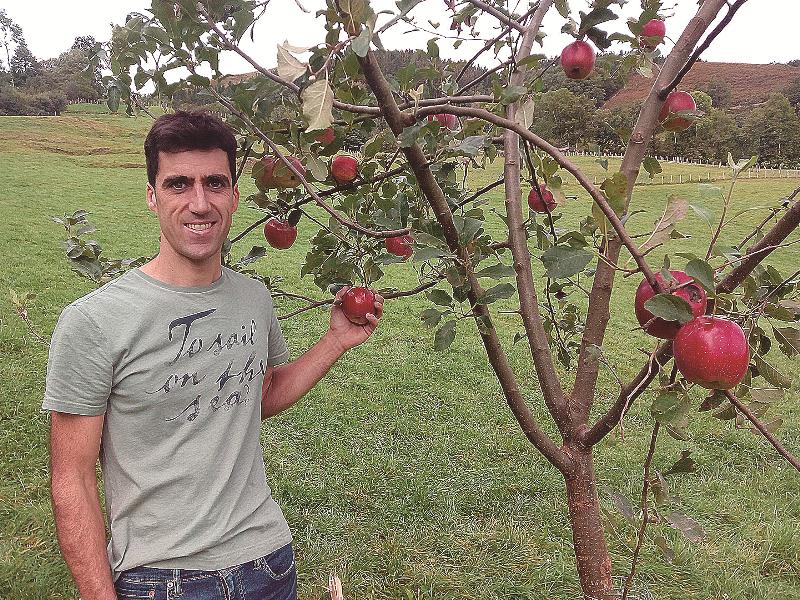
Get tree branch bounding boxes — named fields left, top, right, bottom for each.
left=355, top=45, right=574, bottom=476
left=582, top=194, right=800, bottom=447
left=207, top=85, right=410, bottom=239
left=570, top=0, right=733, bottom=423
left=725, top=390, right=800, bottom=473
left=501, top=0, right=572, bottom=437
left=463, top=0, right=527, bottom=33
left=658, top=0, right=750, bottom=100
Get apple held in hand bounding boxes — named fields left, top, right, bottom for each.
left=255, top=155, right=305, bottom=189
left=528, top=184, right=557, bottom=213
left=263, top=217, right=298, bottom=249
left=341, top=287, right=377, bottom=325
left=635, top=270, right=707, bottom=339
left=385, top=234, right=413, bottom=259
left=427, top=113, right=458, bottom=130
left=659, top=91, right=697, bottom=132
left=674, top=316, right=750, bottom=389
left=561, top=40, right=595, bottom=80
left=640, top=19, right=666, bottom=49
left=331, top=154, right=359, bottom=185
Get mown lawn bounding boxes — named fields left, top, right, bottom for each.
left=1, top=112, right=799, bottom=600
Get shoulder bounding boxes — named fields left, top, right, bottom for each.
left=59, top=270, right=145, bottom=327
left=221, top=267, right=274, bottom=301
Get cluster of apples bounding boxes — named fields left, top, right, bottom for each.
left=635, top=271, right=750, bottom=390
left=559, top=18, right=666, bottom=81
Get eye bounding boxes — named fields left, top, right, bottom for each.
left=170, top=180, right=187, bottom=190
left=207, top=178, right=226, bottom=190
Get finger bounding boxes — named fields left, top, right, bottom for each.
left=373, top=300, right=384, bottom=319
left=365, top=313, right=379, bottom=328
left=333, top=285, right=350, bottom=304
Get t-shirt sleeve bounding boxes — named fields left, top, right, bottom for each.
left=266, top=297, right=289, bottom=367
left=42, top=304, right=112, bottom=416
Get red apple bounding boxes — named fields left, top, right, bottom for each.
left=254, top=155, right=305, bottom=189
left=659, top=91, right=697, bottom=132
left=385, top=234, right=413, bottom=259
left=341, top=286, right=376, bottom=325
left=315, top=127, right=336, bottom=145
left=263, top=218, right=298, bottom=249
left=527, top=184, right=557, bottom=213
left=331, top=154, right=359, bottom=185
left=561, top=40, right=595, bottom=80
left=634, top=270, right=708, bottom=339
left=427, top=113, right=458, bottom=130
left=674, top=316, right=750, bottom=389
left=640, top=19, right=666, bottom=49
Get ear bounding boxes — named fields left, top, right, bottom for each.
left=232, top=183, right=240, bottom=212
left=146, top=184, right=158, bottom=213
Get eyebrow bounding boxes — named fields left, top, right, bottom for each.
left=161, top=174, right=231, bottom=188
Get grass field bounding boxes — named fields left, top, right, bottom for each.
left=1, top=112, right=799, bottom=600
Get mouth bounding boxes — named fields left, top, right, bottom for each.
left=184, top=222, right=215, bottom=233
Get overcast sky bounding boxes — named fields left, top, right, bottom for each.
left=2, top=0, right=798, bottom=73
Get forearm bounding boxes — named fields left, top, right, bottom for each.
left=262, top=332, right=346, bottom=418
left=51, top=474, right=116, bottom=600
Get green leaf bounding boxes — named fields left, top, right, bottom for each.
left=651, top=390, right=690, bottom=428
left=301, top=79, right=334, bottom=132
left=238, top=246, right=267, bottom=266
left=774, top=326, right=800, bottom=357
left=477, top=283, right=516, bottom=305
left=420, top=308, right=443, bottom=328
left=427, top=289, right=453, bottom=307
left=541, top=246, right=593, bottom=279
left=663, top=450, right=697, bottom=475
left=643, top=156, right=662, bottom=178
left=599, top=172, right=627, bottom=215
left=434, top=320, right=456, bottom=351
left=277, top=42, right=307, bottom=82
left=689, top=202, right=715, bottom=228
left=665, top=511, right=705, bottom=543
left=684, top=259, right=715, bottom=293
left=399, top=123, right=423, bottom=148
left=453, top=215, right=483, bottom=246
left=455, top=135, right=486, bottom=157
left=643, top=294, right=694, bottom=324
left=474, top=262, right=515, bottom=279
left=752, top=354, right=791, bottom=387
left=352, top=26, right=372, bottom=57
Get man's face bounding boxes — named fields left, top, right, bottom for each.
left=146, top=148, right=239, bottom=268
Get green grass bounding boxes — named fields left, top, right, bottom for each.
left=1, top=114, right=799, bottom=599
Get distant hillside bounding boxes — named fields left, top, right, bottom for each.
left=604, top=61, right=800, bottom=111
left=603, top=61, right=800, bottom=110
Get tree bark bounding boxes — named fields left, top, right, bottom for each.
left=565, top=447, right=614, bottom=600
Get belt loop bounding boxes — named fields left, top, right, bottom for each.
left=173, top=568, right=182, bottom=595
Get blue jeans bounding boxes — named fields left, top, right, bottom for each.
left=114, top=543, right=296, bottom=600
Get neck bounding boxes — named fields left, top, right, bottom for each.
left=140, top=251, right=222, bottom=288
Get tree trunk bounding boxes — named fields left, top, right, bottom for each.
left=564, top=447, right=614, bottom=600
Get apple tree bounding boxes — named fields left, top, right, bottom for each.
left=62, top=0, right=800, bottom=597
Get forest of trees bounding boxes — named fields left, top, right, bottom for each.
left=0, top=9, right=103, bottom=116
left=2, top=6, right=799, bottom=167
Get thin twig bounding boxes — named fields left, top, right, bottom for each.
left=724, top=390, right=800, bottom=473
left=621, top=422, right=661, bottom=600
left=658, top=0, right=750, bottom=99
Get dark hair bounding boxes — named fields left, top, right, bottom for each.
left=144, top=111, right=238, bottom=185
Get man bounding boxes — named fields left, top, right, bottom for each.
left=43, top=111, right=383, bottom=600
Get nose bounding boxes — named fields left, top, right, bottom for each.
left=189, top=182, right=210, bottom=213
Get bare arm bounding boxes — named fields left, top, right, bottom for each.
left=49, top=412, right=116, bottom=600
left=262, top=287, right=384, bottom=419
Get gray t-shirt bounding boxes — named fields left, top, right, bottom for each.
left=43, top=267, right=292, bottom=577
